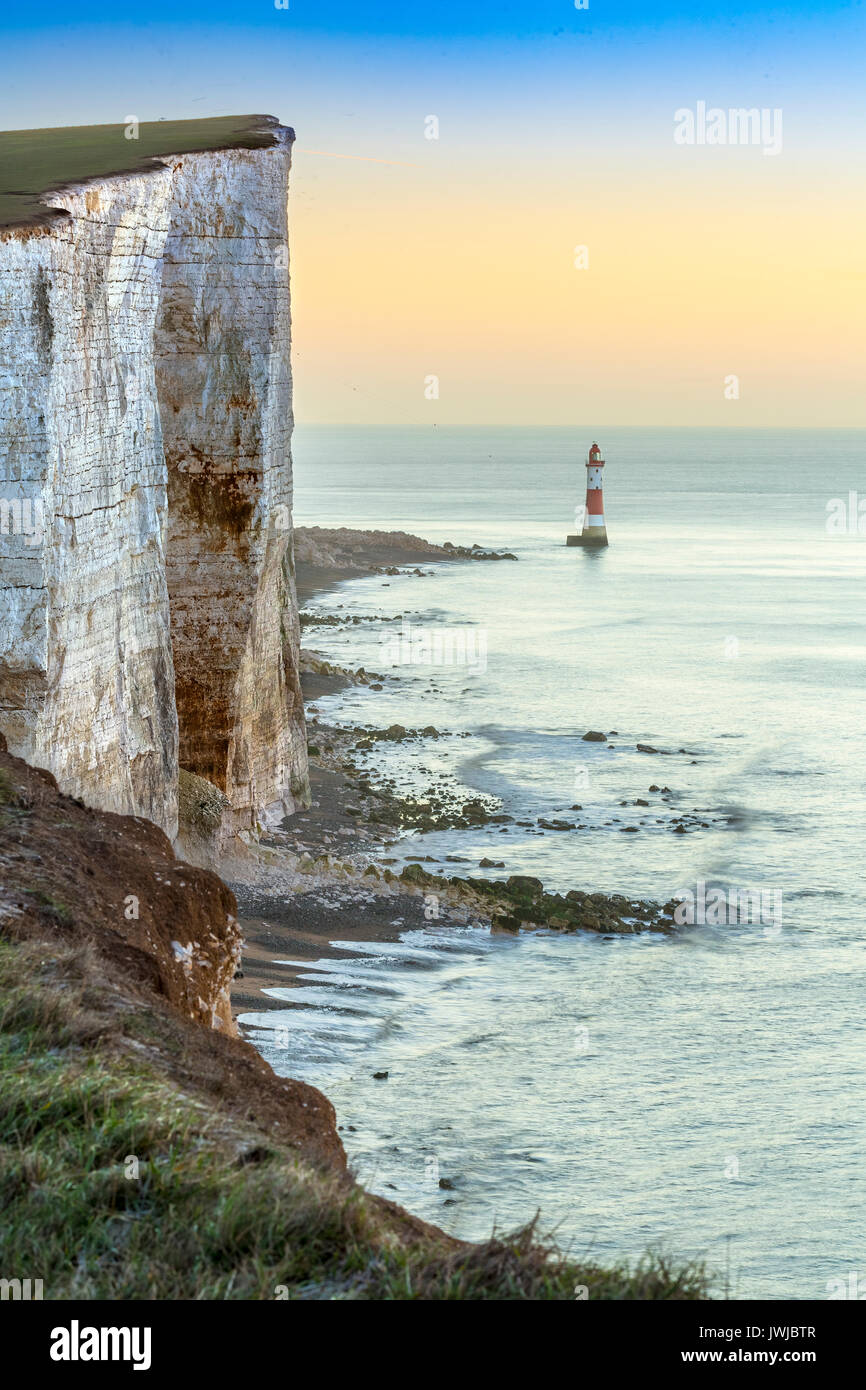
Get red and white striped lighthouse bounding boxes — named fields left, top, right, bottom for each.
left=567, top=441, right=608, bottom=547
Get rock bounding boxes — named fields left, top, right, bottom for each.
left=649, top=784, right=660, bottom=792
left=491, top=915, right=521, bottom=933
left=174, top=769, right=237, bottom=871
left=400, top=863, right=431, bottom=885
left=0, top=169, right=182, bottom=832
left=438, top=1177, right=455, bottom=1190
left=635, top=798, right=650, bottom=807
left=537, top=819, right=575, bottom=831
left=155, top=130, right=306, bottom=835
left=506, top=875, right=544, bottom=900
left=294, top=528, right=517, bottom=569
left=373, top=1071, right=389, bottom=1080
left=444, top=869, right=677, bottom=939
left=582, top=731, right=607, bottom=742
left=478, top=858, right=505, bottom=868
left=637, top=743, right=659, bottom=754
left=0, top=124, right=308, bottom=842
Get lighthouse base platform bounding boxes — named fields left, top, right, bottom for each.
left=567, top=530, right=608, bottom=548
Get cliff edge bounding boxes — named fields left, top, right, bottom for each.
left=0, top=116, right=308, bottom=847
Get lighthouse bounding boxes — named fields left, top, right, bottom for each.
left=567, top=442, right=608, bottom=547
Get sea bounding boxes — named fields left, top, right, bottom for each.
left=240, top=426, right=866, bottom=1299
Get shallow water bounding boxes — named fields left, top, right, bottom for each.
left=241, top=427, right=866, bottom=1298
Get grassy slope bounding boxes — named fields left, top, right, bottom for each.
left=0, top=765, right=713, bottom=1301
left=0, top=942, right=712, bottom=1301
left=0, top=115, right=280, bottom=228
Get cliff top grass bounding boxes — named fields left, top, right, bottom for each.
left=0, top=114, right=284, bottom=229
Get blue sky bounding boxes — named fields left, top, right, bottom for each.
left=2, top=3, right=864, bottom=138
left=2, top=3, right=863, bottom=425
left=2, top=1, right=858, bottom=37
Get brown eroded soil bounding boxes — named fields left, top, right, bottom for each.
left=0, top=733, right=343, bottom=1170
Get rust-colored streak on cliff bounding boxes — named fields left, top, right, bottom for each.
left=154, top=133, right=308, bottom=834
left=0, top=121, right=308, bottom=848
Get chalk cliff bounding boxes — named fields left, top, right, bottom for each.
left=154, top=140, right=306, bottom=836
left=0, top=169, right=178, bottom=833
left=0, top=119, right=307, bottom=847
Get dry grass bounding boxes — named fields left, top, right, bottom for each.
left=0, top=116, right=281, bottom=228
left=0, top=937, right=713, bottom=1300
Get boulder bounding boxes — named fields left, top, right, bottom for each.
left=506, top=875, right=544, bottom=900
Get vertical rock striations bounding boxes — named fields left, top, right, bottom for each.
left=0, top=174, right=179, bottom=834
left=154, top=132, right=307, bottom=834
left=0, top=119, right=307, bottom=847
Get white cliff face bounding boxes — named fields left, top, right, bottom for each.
left=0, top=173, right=179, bottom=834
left=154, top=134, right=307, bottom=833
left=0, top=126, right=307, bottom=844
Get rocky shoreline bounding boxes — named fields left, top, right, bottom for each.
left=293, top=526, right=517, bottom=607
left=229, top=530, right=693, bottom=1020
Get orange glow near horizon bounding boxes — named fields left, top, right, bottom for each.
left=290, top=149, right=866, bottom=427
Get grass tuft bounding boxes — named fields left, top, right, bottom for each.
left=0, top=768, right=13, bottom=804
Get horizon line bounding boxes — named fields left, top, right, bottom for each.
left=293, top=422, right=866, bottom=431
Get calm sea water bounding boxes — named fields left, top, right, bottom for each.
left=242, top=427, right=866, bottom=1299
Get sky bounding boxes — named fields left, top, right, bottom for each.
left=1, top=3, right=864, bottom=426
